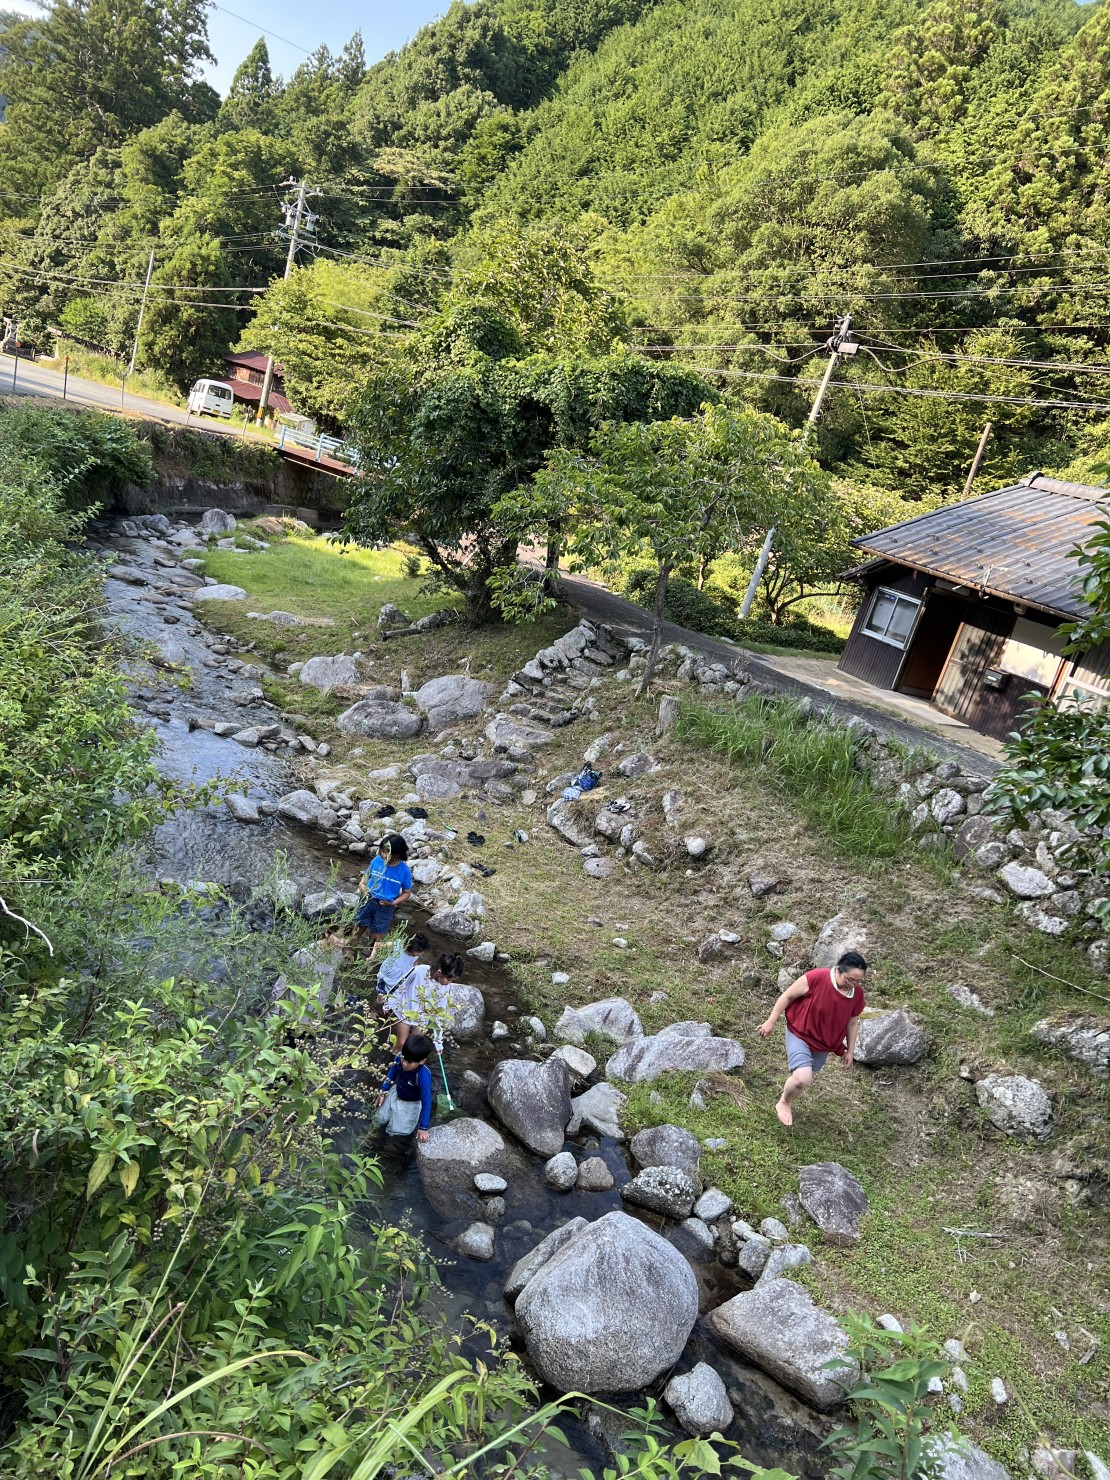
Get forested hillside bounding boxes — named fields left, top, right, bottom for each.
left=3, top=0, right=1110, bottom=498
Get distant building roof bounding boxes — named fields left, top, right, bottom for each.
left=851, top=473, right=1109, bottom=620
left=225, top=379, right=291, bottom=415
left=224, top=349, right=276, bottom=374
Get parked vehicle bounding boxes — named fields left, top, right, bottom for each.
left=186, top=378, right=234, bottom=418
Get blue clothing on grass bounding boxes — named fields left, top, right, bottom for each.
left=381, top=1053, right=433, bottom=1131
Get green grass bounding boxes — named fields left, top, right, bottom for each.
left=676, top=693, right=921, bottom=861
left=42, top=341, right=182, bottom=406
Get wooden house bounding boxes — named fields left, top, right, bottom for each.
left=837, top=473, right=1110, bottom=742
left=221, top=349, right=292, bottom=416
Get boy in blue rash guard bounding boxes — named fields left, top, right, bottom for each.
left=375, top=1033, right=434, bottom=1141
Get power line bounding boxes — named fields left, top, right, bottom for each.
left=208, top=1, right=313, bottom=55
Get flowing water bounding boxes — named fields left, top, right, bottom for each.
left=93, top=521, right=830, bottom=1478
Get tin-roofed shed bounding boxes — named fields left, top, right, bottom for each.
left=837, top=474, right=1110, bottom=742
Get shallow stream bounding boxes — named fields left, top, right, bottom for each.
left=94, top=520, right=830, bottom=1478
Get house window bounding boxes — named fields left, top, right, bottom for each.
left=862, top=587, right=921, bottom=648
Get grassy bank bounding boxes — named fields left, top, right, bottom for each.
left=186, top=531, right=1109, bottom=1471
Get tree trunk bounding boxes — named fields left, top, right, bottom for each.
left=696, top=551, right=708, bottom=591
left=544, top=522, right=561, bottom=590
left=637, top=559, right=673, bottom=697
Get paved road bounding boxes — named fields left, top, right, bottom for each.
left=555, top=568, right=999, bottom=772
left=0, top=351, right=199, bottom=425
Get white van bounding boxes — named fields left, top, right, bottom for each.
left=187, top=379, right=234, bottom=418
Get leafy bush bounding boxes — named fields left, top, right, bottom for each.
left=0, top=400, right=152, bottom=508
left=622, top=569, right=845, bottom=653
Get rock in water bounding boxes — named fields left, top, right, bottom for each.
left=544, top=1152, right=578, bottom=1190
left=607, top=1025, right=745, bottom=1083
left=663, top=1363, right=734, bottom=1437
left=415, top=674, right=494, bottom=732
left=709, top=1278, right=857, bottom=1410
left=975, top=1074, right=1054, bottom=1139
left=555, top=997, right=644, bottom=1046
left=630, top=1124, right=703, bottom=1185
left=487, top=1057, right=572, bottom=1156
left=416, top=1118, right=525, bottom=1218
left=457, top=1223, right=496, bottom=1260
left=853, top=1010, right=927, bottom=1066
left=426, top=909, right=479, bottom=942
left=576, top=1156, right=615, bottom=1191
left=569, top=1082, right=627, bottom=1140
left=336, top=698, right=423, bottom=739
left=620, top=1164, right=698, bottom=1219
left=445, top=984, right=485, bottom=1042
left=798, top=1163, right=870, bottom=1245
left=504, top=1218, right=590, bottom=1300
left=514, top=1211, right=699, bottom=1392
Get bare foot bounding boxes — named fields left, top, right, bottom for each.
left=775, top=1098, right=793, bottom=1127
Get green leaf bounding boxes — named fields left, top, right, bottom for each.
left=87, top=1151, right=114, bottom=1199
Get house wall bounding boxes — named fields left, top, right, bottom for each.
left=837, top=568, right=932, bottom=688
left=1062, top=639, right=1110, bottom=705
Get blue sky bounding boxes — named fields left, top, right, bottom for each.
left=4, top=0, right=450, bottom=94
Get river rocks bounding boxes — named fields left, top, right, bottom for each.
left=552, top=1044, right=597, bottom=1081
left=999, top=862, right=1056, bottom=899
left=445, top=984, right=486, bottom=1042
left=299, top=654, right=360, bottom=689
left=621, top=1164, right=698, bottom=1219
left=812, top=911, right=870, bottom=970
left=853, top=1010, right=927, bottom=1066
left=1032, top=1016, right=1109, bottom=1077
left=505, top=1217, right=590, bottom=1300
left=192, top=583, right=247, bottom=602
left=798, top=1163, right=869, bottom=1245
left=576, top=1156, right=615, bottom=1190
left=607, top=1024, right=745, bottom=1084
left=224, top=793, right=261, bottom=824
left=474, top=1173, right=506, bottom=1194
left=709, top=1278, right=857, bottom=1410
left=928, top=1435, right=1013, bottom=1480
left=457, top=1223, right=496, bottom=1261
left=269, top=941, right=341, bottom=1021
left=276, top=789, right=326, bottom=827
left=426, top=909, right=479, bottom=942
left=467, top=941, right=497, bottom=963
left=514, top=1211, right=699, bottom=1393
left=976, top=1074, right=1054, bottom=1139
left=415, top=674, right=494, bottom=732
left=630, top=1124, right=703, bottom=1184
left=546, top=798, right=594, bottom=848
left=695, top=1188, right=733, bottom=1222
left=569, top=1082, right=627, bottom=1140
left=487, top=1057, right=572, bottom=1156
left=555, top=997, right=644, bottom=1046
left=737, top=1235, right=771, bottom=1278
left=336, top=698, right=422, bottom=739
left=759, top=1242, right=814, bottom=1284
left=544, top=1152, right=578, bottom=1190
left=664, top=1364, right=734, bottom=1437
left=196, top=508, right=235, bottom=535
left=416, top=1118, right=525, bottom=1218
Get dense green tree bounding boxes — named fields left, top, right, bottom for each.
left=137, top=236, right=239, bottom=388
left=217, top=37, right=280, bottom=134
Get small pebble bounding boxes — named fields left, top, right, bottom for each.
left=611, top=937, right=628, bottom=948
left=991, top=1377, right=1008, bottom=1405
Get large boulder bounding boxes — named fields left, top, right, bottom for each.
left=555, top=997, right=644, bottom=1047
left=569, top=1082, right=627, bottom=1140
left=199, top=508, right=236, bottom=535
left=444, top=984, right=485, bottom=1042
left=415, top=1118, right=526, bottom=1218
left=976, top=1074, right=1054, bottom=1139
left=853, top=1010, right=927, bottom=1067
left=620, top=1164, right=698, bottom=1219
left=812, top=911, right=870, bottom=970
left=426, top=909, right=480, bottom=943
left=416, top=674, right=494, bottom=732
left=192, top=583, right=246, bottom=602
left=487, top=1057, right=572, bottom=1156
left=299, top=654, right=360, bottom=689
left=663, top=1364, right=734, bottom=1437
left=505, top=1217, right=589, bottom=1300
left=276, top=789, right=325, bottom=828
left=336, top=699, right=423, bottom=739
left=709, top=1278, right=857, bottom=1411
left=798, top=1163, right=869, bottom=1246
left=488, top=714, right=554, bottom=750
left=607, top=1024, right=745, bottom=1084
left=630, top=1124, right=703, bottom=1185
left=514, top=1211, right=699, bottom=1393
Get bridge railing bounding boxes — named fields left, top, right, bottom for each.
left=275, top=423, right=360, bottom=469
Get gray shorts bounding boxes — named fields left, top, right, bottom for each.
left=785, top=1027, right=829, bottom=1075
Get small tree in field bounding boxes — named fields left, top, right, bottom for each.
left=515, top=403, right=825, bottom=692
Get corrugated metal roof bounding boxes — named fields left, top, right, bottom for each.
left=852, top=473, right=1109, bottom=619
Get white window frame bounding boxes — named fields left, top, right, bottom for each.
left=862, top=586, right=921, bottom=649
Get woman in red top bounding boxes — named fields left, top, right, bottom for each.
left=757, top=951, right=868, bottom=1126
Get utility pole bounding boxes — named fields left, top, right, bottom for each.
left=740, top=313, right=857, bottom=620
left=127, top=248, right=155, bottom=379
left=260, top=178, right=319, bottom=416
left=962, top=421, right=992, bottom=499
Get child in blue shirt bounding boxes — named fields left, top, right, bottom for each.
left=375, top=1032, right=434, bottom=1141
left=350, top=833, right=413, bottom=957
